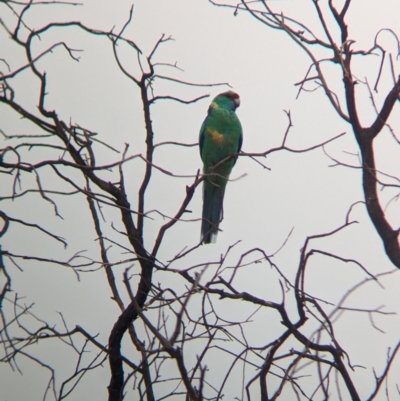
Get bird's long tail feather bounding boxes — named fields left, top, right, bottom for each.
left=201, top=181, right=225, bottom=244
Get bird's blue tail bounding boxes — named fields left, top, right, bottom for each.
left=201, top=180, right=225, bottom=244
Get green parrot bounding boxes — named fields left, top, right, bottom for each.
left=199, top=90, right=243, bottom=244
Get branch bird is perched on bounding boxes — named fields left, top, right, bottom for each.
left=199, top=90, right=243, bottom=244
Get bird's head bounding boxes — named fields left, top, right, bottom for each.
left=211, top=90, right=240, bottom=111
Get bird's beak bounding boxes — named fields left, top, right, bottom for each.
left=234, top=97, right=240, bottom=108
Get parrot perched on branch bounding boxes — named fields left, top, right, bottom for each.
left=199, top=90, right=243, bottom=244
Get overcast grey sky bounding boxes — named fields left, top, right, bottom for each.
left=1, top=1, right=400, bottom=400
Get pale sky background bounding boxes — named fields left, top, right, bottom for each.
left=1, top=0, right=400, bottom=400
